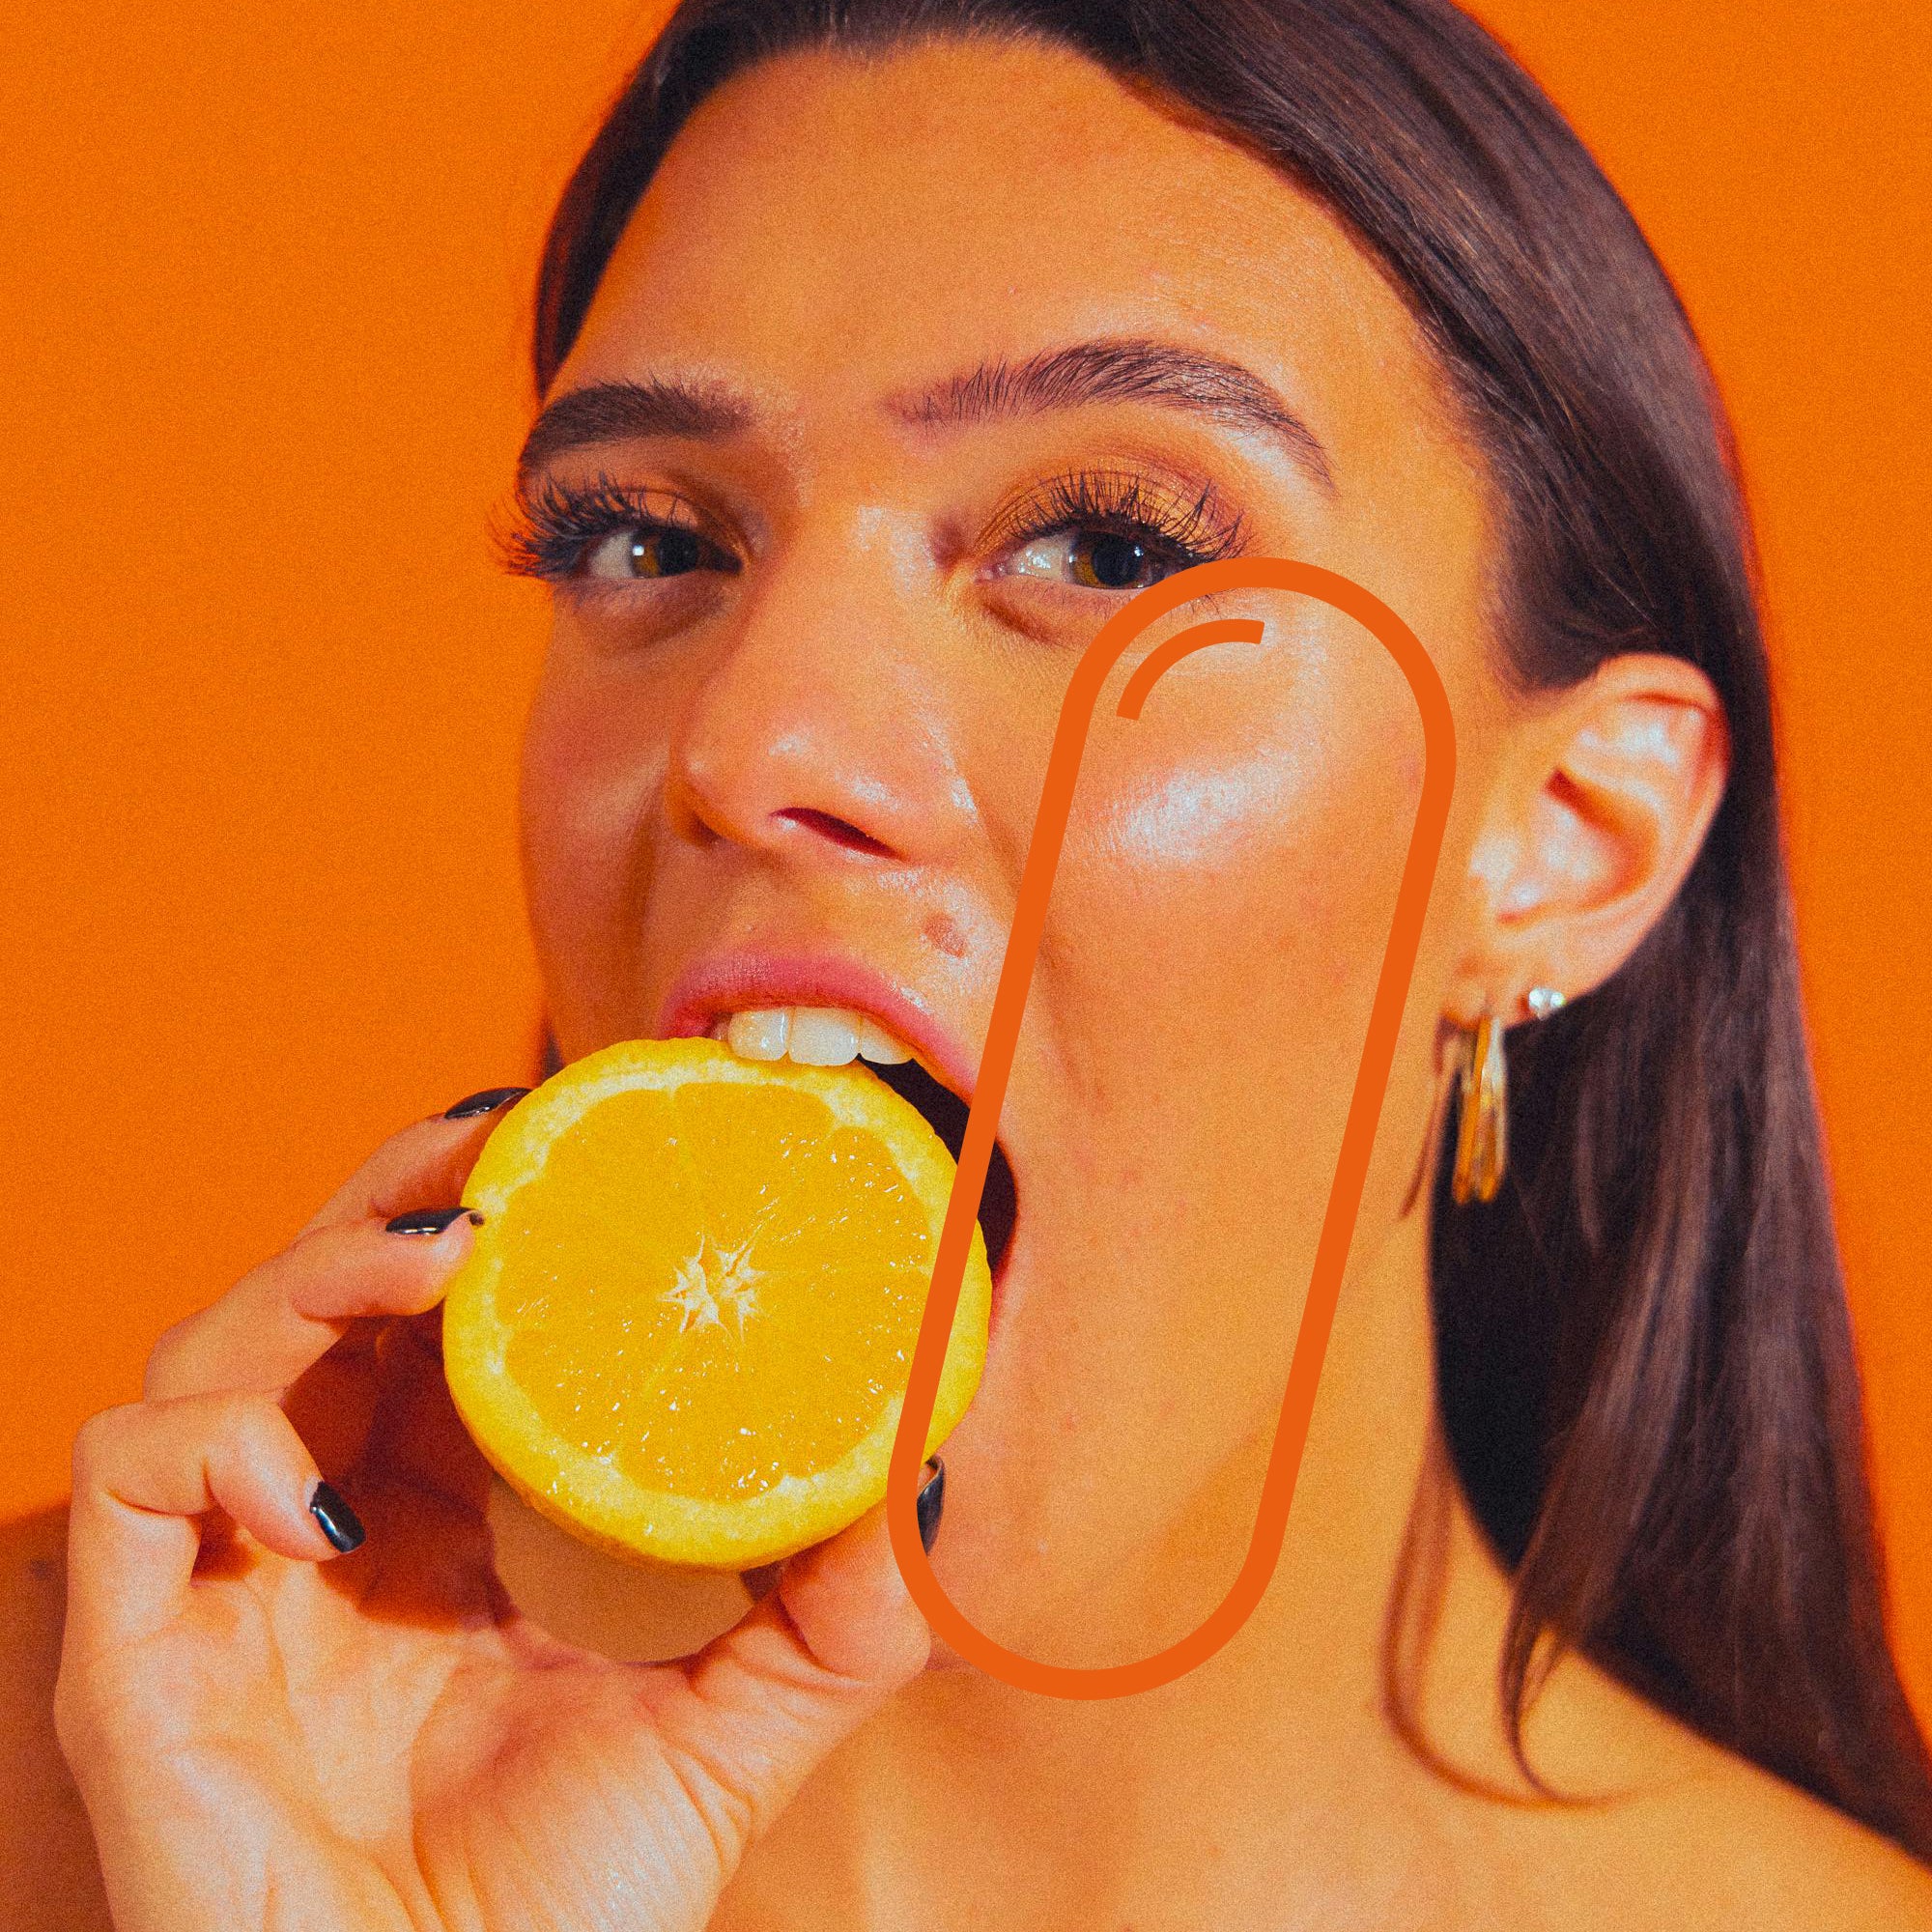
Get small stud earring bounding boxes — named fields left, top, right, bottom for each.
left=1525, top=986, right=1567, bottom=1022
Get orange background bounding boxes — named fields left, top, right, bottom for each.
left=3, top=0, right=1927, bottom=1710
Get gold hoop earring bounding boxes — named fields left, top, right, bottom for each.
left=1452, top=1009, right=1507, bottom=1205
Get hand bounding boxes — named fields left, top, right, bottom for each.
left=55, top=1097, right=934, bottom=1931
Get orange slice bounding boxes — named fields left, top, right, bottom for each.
left=440, top=1037, right=989, bottom=1569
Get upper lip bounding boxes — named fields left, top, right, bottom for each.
left=656, top=949, right=982, bottom=1110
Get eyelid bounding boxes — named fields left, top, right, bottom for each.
left=497, top=469, right=742, bottom=582
left=534, top=471, right=724, bottom=536
left=978, top=465, right=1249, bottom=562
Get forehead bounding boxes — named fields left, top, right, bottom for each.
left=559, top=36, right=1459, bottom=467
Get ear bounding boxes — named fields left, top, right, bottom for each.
left=1447, top=654, right=1730, bottom=1024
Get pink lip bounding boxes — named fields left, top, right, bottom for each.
left=656, top=950, right=981, bottom=1110
left=655, top=948, right=1021, bottom=1305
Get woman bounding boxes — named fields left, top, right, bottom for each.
left=27, top=0, right=1932, bottom=1921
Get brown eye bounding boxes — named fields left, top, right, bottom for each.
left=1068, top=531, right=1160, bottom=589
left=980, top=467, right=1246, bottom=603
left=994, top=527, right=1183, bottom=592
left=582, top=523, right=720, bottom=581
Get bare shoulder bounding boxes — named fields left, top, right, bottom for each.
left=1541, top=1662, right=1932, bottom=1928
left=1654, top=1732, right=1932, bottom=1925
left=0, top=1507, right=113, bottom=1932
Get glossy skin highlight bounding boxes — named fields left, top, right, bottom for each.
left=21, top=33, right=1932, bottom=1932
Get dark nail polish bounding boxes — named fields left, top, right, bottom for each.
left=443, top=1086, right=531, bottom=1121
left=917, top=1457, right=945, bottom=1554
left=384, top=1207, right=477, bottom=1236
left=309, top=1481, right=365, bottom=1553
left=740, top=1560, right=783, bottom=1603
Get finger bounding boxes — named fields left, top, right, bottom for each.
left=295, top=1087, right=529, bottom=1239
left=143, top=1210, right=480, bottom=1402
left=63, top=1393, right=353, bottom=1658
left=651, top=1483, right=938, bottom=1867
left=769, top=1459, right=944, bottom=1683
left=357, top=1310, right=497, bottom=1520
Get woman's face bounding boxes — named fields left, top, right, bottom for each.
left=521, top=36, right=1511, bottom=1662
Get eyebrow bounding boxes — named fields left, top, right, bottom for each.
left=885, top=338, right=1335, bottom=494
left=517, top=377, right=753, bottom=474
left=518, top=336, right=1334, bottom=493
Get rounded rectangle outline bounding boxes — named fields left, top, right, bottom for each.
left=886, top=555, right=1458, bottom=1698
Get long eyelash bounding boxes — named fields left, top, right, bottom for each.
left=494, top=472, right=724, bottom=582
left=990, top=468, right=1248, bottom=567
left=496, top=466, right=1248, bottom=583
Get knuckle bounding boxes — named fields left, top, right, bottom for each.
left=203, top=1386, right=273, bottom=1439
left=278, top=1221, right=373, bottom=1299
left=154, top=1386, right=273, bottom=1448
left=141, top=1267, right=270, bottom=1395
left=69, top=1404, right=134, bottom=1486
left=296, top=1122, right=438, bottom=1236
left=141, top=1318, right=192, bottom=1393
left=270, top=1221, right=343, bottom=1292
left=226, top=1393, right=301, bottom=1469
left=284, top=1219, right=343, bottom=1260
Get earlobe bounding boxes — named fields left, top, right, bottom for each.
left=1454, top=654, right=1729, bottom=1021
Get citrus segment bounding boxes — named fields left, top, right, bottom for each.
left=441, top=1037, right=990, bottom=1568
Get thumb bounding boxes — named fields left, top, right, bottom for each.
left=655, top=1466, right=941, bottom=1861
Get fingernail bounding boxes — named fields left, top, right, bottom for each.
left=384, top=1207, right=482, bottom=1236
left=741, top=1560, right=783, bottom=1604
left=443, top=1086, right=531, bottom=1122
left=309, top=1481, right=365, bottom=1554
left=917, top=1457, right=945, bottom=1554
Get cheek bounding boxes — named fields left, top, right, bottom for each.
left=1100, top=748, right=1388, bottom=962
left=519, top=656, right=670, bottom=1035
left=1067, top=627, right=1418, bottom=1042
left=1037, top=622, right=1423, bottom=1231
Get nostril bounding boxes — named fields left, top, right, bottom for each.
left=776, top=807, right=895, bottom=857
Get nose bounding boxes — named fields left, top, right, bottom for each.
left=664, top=518, right=973, bottom=869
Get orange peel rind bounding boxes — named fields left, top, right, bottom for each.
left=441, top=1037, right=990, bottom=1570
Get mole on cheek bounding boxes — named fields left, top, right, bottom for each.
left=923, top=912, right=968, bottom=957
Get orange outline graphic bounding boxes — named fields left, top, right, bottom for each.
left=887, top=557, right=1457, bottom=1698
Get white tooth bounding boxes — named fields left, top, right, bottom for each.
left=727, top=1008, right=791, bottom=1060
left=856, top=1014, right=913, bottom=1064
left=720, top=1003, right=916, bottom=1069
left=786, top=1006, right=863, bottom=1065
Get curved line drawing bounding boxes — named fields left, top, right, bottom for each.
left=887, top=556, right=1458, bottom=1698
left=1117, top=615, right=1264, bottom=721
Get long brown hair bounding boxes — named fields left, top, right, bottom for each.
left=525, top=0, right=1932, bottom=1859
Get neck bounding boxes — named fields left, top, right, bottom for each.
left=724, top=1208, right=1553, bottom=1925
